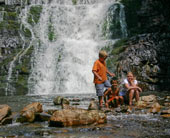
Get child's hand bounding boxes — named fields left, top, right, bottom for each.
left=98, top=76, right=102, bottom=81
left=111, top=73, right=115, bottom=77
left=137, top=87, right=142, bottom=92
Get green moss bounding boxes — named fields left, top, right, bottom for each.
left=72, top=0, right=77, bottom=5
left=48, top=24, right=56, bottom=41
left=3, top=12, right=17, bottom=20
left=102, top=38, right=128, bottom=71
left=27, top=5, right=42, bottom=26
left=0, top=20, right=20, bottom=31
left=21, top=25, right=32, bottom=38
left=102, top=3, right=122, bottom=39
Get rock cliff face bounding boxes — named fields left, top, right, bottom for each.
left=109, top=0, right=170, bottom=91
left=0, top=1, right=32, bottom=96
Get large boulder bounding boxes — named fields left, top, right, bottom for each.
left=17, top=102, right=43, bottom=123
left=136, top=95, right=157, bottom=108
left=49, top=106, right=106, bottom=127
left=0, top=104, right=12, bottom=125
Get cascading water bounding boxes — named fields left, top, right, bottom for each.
left=17, top=0, right=127, bottom=95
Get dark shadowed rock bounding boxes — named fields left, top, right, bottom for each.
left=0, top=117, right=12, bottom=125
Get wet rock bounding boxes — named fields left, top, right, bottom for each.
left=161, top=114, right=170, bottom=118
left=47, top=109, right=58, bottom=115
left=0, top=117, right=12, bottom=125
left=140, top=95, right=157, bottom=103
left=0, top=0, right=5, bottom=5
left=149, top=102, right=161, bottom=114
left=49, top=105, right=107, bottom=127
left=0, top=104, right=11, bottom=123
left=71, top=98, right=80, bottom=102
left=88, top=99, right=98, bottom=110
left=72, top=103, right=80, bottom=105
left=136, top=100, right=148, bottom=108
left=161, top=109, right=170, bottom=115
left=17, top=102, right=43, bottom=123
left=53, top=96, right=70, bottom=105
left=164, top=103, right=170, bottom=107
left=35, top=112, right=51, bottom=122
left=164, top=96, right=170, bottom=102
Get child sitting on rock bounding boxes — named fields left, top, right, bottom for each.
left=104, top=77, right=124, bottom=108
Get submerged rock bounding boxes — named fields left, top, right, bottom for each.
left=49, top=105, right=107, bottom=127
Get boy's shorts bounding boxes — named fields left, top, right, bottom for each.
left=95, top=80, right=111, bottom=96
left=119, top=91, right=126, bottom=96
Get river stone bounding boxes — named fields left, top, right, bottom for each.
left=35, top=112, right=51, bottom=122
left=0, top=117, right=12, bottom=125
left=49, top=106, right=107, bottom=127
left=161, top=114, right=170, bottom=118
left=53, top=96, right=70, bottom=105
left=17, top=102, right=43, bottom=123
left=0, top=104, right=11, bottom=122
left=161, top=109, right=170, bottom=115
left=88, top=99, right=98, bottom=110
left=140, top=95, right=157, bottom=103
left=149, top=102, right=161, bottom=114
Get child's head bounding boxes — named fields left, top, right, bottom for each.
left=127, top=72, right=135, bottom=81
left=110, top=77, right=118, bottom=87
left=99, top=50, right=108, bottom=60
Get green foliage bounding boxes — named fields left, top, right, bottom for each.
left=102, top=38, right=128, bottom=71
left=72, top=0, right=77, bottom=5
left=27, top=5, right=42, bottom=26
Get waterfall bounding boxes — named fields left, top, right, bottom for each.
left=16, top=0, right=127, bottom=95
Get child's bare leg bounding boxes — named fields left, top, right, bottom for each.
left=135, top=90, right=140, bottom=103
left=115, top=97, right=119, bottom=107
left=119, top=96, right=124, bottom=105
left=129, top=89, right=134, bottom=106
left=105, top=102, right=109, bottom=108
left=98, top=96, right=103, bottom=107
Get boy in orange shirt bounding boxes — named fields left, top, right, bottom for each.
left=92, top=50, right=115, bottom=109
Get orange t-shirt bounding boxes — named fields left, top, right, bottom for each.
left=92, top=59, right=107, bottom=84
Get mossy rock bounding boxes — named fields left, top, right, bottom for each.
left=27, top=5, right=42, bottom=26
left=72, top=0, right=77, bottom=5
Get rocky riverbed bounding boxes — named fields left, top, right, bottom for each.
left=0, top=92, right=170, bottom=138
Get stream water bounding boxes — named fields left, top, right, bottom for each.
left=0, top=91, right=170, bottom=138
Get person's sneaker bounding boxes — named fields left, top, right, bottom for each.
left=127, top=106, right=132, bottom=113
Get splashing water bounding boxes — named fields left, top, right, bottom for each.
left=19, top=0, right=126, bottom=95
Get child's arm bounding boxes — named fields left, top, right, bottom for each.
left=106, top=70, right=115, bottom=77
left=92, top=70, right=102, bottom=81
left=104, top=88, right=111, bottom=97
